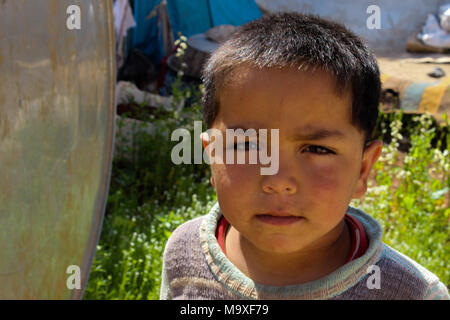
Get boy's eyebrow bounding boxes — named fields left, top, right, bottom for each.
left=225, top=123, right=260, bottom=130
left=224, top=124, right=345, bottom=140
left=223, top=124, right=261, bottom=134
left=292, top=127, right=345, bottom=141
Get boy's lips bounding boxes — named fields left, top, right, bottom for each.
left=260, top=211, right=295, bottom=217
left=255, top=211, right=305, bottom=226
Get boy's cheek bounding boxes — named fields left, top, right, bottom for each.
left=307, top=164, right=341, bottom=194
left=211, top=163, right=256, bottom=189
left=311, top=175, right=339, bottom=195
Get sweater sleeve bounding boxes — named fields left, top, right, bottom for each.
left=423, top=280, right=450, bottom=300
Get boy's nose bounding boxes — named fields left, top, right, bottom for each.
left=261, top=175, right=297, bottom=195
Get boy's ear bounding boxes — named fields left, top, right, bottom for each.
left=352, top=140, right=383, bottom=199
left=200, top=132, right=215, bottom=188
left=200, top=132, right=210, bottom=152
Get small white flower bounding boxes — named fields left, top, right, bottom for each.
left=367, top=185, right=388, bottom=195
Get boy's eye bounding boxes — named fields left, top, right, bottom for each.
left=234, top=141, right=258, bottom=151
left=304, top=145, right=335, bottom=155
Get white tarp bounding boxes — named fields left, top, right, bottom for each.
left=418, top=3, right=450, bottom=49
left=255, top=0, right=449, bottom=53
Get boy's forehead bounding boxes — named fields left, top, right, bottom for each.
left=219, top=64, right=344, bottom=93
left=216, top=65, right=354, bottom=130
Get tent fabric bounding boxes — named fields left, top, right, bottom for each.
left=131, top=0, right=262, bottom=66
left=166, top=0, right=213, bottom=38
left=167, top=0, right=262, bottom=37
left=131, top=0, right=165, bottom=67
left=209, top=0, right=262, bottom=27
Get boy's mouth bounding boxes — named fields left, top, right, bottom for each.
left=256, top=211, right=305, bottom=226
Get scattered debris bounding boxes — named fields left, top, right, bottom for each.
left=404, top=57, right=450, bottom=64
left=380, top=74, right=450, bottom=124
left=407, top=3, right=450, bottom=53
left=428, top=67, right=446, bottom=78
left=205, top=25, right=238, bottom=43
left=116, top=81, right=183, bottom=113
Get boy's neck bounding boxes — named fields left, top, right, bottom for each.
left=225, top=219, right=351, bottom=286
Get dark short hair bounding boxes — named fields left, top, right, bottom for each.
left=201, top=12, right=381, bottom=147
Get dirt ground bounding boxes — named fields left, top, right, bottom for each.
left=376, top=52, right=450, bottom=83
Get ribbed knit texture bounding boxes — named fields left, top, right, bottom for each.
left=160, top=202, right=449, bottom=300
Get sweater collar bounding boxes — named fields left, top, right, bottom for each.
left=199, top=202, right=383, bottom=299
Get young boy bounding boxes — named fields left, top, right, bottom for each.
left=160, top=13, right=449, bottom=300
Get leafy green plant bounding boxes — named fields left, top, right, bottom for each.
left=84, top=70, right=214, bottom=299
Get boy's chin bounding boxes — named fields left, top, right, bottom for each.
left=251, top=236, right=309, bottom=255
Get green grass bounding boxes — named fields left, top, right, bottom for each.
left=83, top=80, right=449, bottom=299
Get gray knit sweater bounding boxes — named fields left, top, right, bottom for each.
left=160, top=202, right=449, bottom=300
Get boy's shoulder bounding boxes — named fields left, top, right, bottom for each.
left=163, top=215, right=205, bottom=256
left=340, top=207, right=448, bottom=300
left=161, top=214, right=239, bottom=299
left=375, top=242, right=449, bottom=299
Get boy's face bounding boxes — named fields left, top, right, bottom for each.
left=201, top=66, right=382, bottom=254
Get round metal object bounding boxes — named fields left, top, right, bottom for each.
left=0, top=0, right=116, bottom=299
